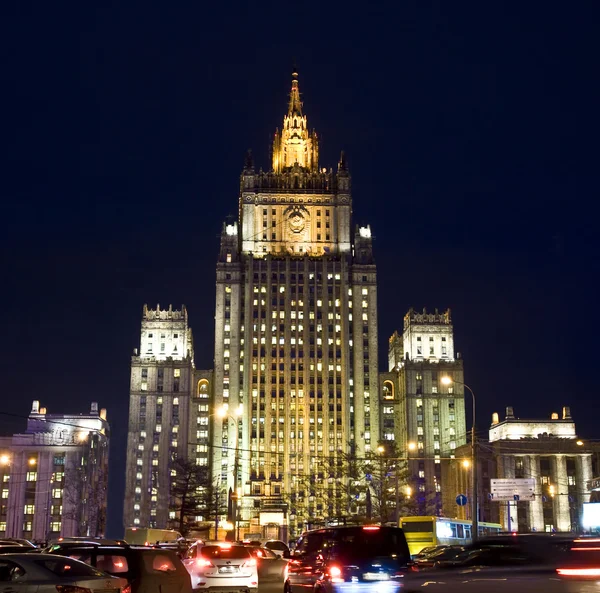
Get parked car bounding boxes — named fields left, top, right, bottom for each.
left=45, top=543, right=192, bottom=593
left=402, top=533, right=600, bottom=592
left=0, top=553, right=128, bottom=593
left=285, top=525, right=411, bottom=593
left=182, top=543, right=258, bottom=591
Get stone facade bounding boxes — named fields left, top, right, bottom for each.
left=384, top=309, right=466, bottom=515
left=446, top=407, right=593, bottom=532
left=212, top=70, right=379, bottom=538
left=124, top=305, right=196, bottom=529
left=0, top=401, right=110, bottom=542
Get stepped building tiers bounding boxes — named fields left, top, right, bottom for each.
left=214, top=70, right=379, bottom=537
left=123, top=72, right=379, bottom=537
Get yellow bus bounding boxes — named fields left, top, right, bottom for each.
left=398, top=516, right=502, bottom=556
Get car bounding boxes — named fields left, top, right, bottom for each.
left=0, top=553, right=128, bottom=593
left=243, top=546, right=288, bottom=581
left=182, top=543, right=258, bottom=591
left=401, top=533, right=600, bottom=592
left=0, top=545, right=38, bottom=554
left=45, top=543, right=192, bottom=593
left=411, top=545, right=446, bottom=560
left=262, top=540, right=291, bottom=559
left=411, top=545, right=465, bottom=569
left=0, top=539, right=37, bottom=549
left=285, top=525, right=411, bottom=593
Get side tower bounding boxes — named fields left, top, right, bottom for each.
left=213, top=70, right=379, bottom=538
left=124, top=304, right=194, bottom=530
left=386, top=308, right=466, bottom=515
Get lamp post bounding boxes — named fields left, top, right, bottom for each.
left=441, top=377, right=478, bottom=541
left=216, top=404, right=243, bottom=540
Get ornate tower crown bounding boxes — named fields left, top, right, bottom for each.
left=272, top=69, right=319, bottom=173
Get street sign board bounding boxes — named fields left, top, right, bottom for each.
left=490, top=478, right=535, bottom=501
left=456, top=494, right=468, bottom=506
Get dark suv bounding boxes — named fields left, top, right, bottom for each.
left=285, top=525, right=410, bottom=593
left=46, top=543, right=192, bottom=593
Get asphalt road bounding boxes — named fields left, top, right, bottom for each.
left=259, top=576, right=285, bottom=593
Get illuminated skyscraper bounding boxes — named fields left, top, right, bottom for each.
left=213, top=70, right=379, bottom=536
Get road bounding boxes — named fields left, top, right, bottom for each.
left=259, top=576, right=285, bottom=593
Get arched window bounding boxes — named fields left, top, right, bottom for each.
left=383, top=381, right=394, bottom=400
left=196, top=379, right=209, bottom=398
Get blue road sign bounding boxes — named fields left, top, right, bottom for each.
left=456, top=494, right=468, bottom=506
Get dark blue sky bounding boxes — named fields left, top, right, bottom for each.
left=2, top=2, right=599, bottom=537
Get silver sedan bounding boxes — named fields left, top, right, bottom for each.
left=0, top=553, right=129, bottom=593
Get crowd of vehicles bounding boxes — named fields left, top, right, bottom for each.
left=3, top=520, right=600, bottom=592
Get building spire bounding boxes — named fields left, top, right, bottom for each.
left=288, top=66, right=302, bottom=117
left=272, top=67, right=318, bottom=173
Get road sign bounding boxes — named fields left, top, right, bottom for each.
left=490, top=478, right=535, bottom=501
left=456, top=494, right=468, bottom=506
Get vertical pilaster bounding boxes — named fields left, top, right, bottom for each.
left=553, top=455, right=570, bottom=531
left=528, top=455, right=545, bottom=532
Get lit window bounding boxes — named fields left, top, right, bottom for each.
left=26, top=472, right=37, bottom=481
left=140, top=382, right=148, bottom=391
left=24, top=504, right=35, bottom=514
left=174, top=369, right=181, bottom=378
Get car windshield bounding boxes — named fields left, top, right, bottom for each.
left=201, top=546, right=251, bottom=559
left=34, top=557, right=106, bottom=577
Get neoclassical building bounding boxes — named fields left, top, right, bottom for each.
left=212, top=70, right=379, bottom=537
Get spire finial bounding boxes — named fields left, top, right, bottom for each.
left=288, top=65, right=302, bottom=116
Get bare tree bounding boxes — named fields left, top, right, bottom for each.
left=169, top=457, right=210, bottom=535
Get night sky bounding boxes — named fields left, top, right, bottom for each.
left=2, top=3, right=599, bottom=537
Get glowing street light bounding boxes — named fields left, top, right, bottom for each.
left=0, top=454, right=10, bottom=465
left=441, top=376, right=479, bottom=541
left=407, top=442, right=417, bottom=452
left=377, top=445, right=385, bottom=454
left=28, top=458, right=37, bottom=466
left=215, top=403, right=244, bottom=539
left=462, top=459, right=471, bottom=468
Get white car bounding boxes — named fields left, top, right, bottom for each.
left=182, top=543, right=258, bottom=591
left=0, top=553, right=129, bottom=593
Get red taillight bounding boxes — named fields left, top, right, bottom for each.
left=328, top=565, right=343, bottom=582
left=56, top=587, right=92, bottom=593
left=243, top=558, right=257, bottom=567
left=122, top=585, right=131, bottom=593
left=197, top=557, right=214, bottom=567
left=557, top=567, right=600, bottom=577
left=362, top=526, right=380, bottom=531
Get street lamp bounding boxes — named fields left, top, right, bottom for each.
left=217, top=404, right=243, bottom=539
left=441, top=376, right=478, bottom=541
